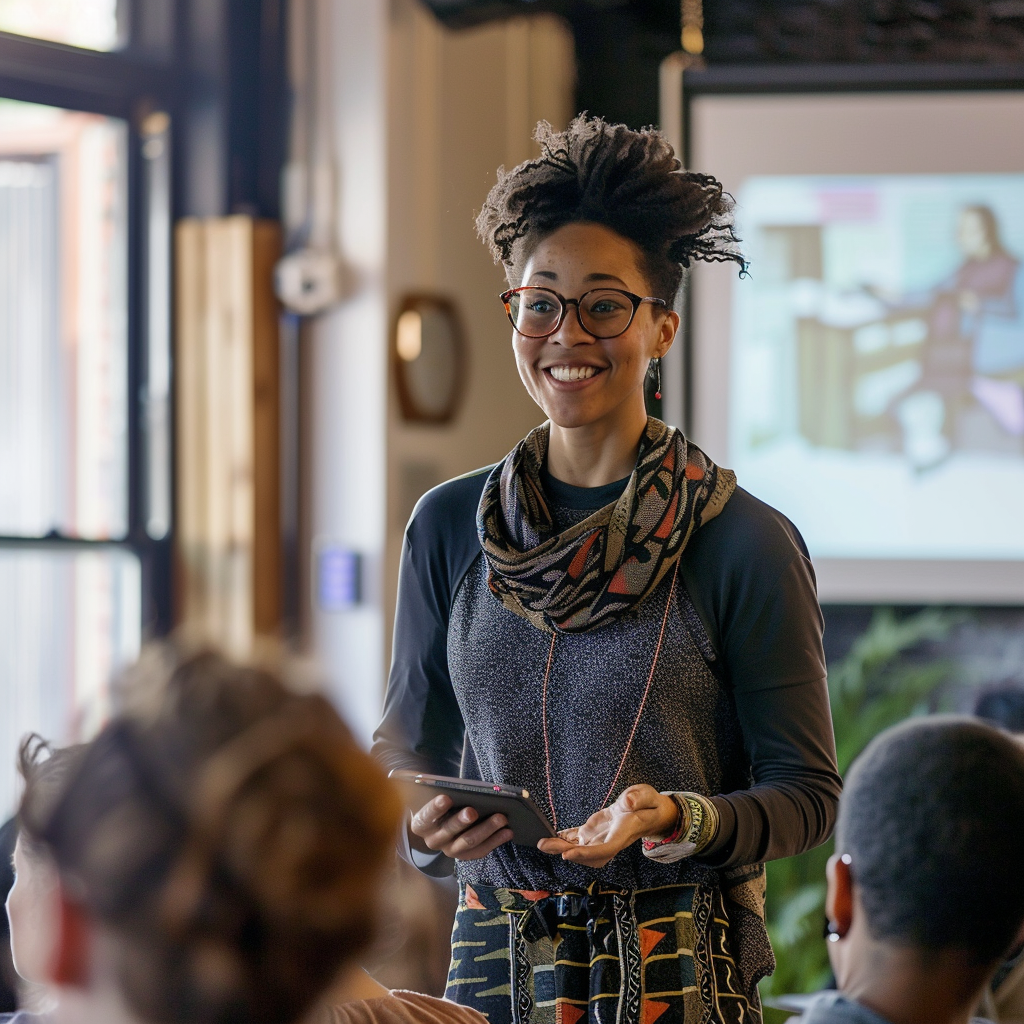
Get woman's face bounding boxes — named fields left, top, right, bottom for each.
left=6, top=834, right=61, bottom=984
left=511, top=222, right=678, bottom=430
left=957, top=209, right=991, bottom=260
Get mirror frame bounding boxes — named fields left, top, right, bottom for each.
left=392, top=293, right=468, bottom=425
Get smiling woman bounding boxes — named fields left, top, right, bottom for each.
left=374, top=115, right=842, bottom=1024
left=500, top=223, right=676, bottom=482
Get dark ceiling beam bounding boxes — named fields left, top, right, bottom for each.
left=419, top=0, right=1024, bottom=128
left=421, top=0, right=680, bottom=128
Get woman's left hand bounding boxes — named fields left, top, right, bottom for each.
left=537, top=785, right=678, bottom=868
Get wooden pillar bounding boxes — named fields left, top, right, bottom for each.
left=175, top=216, right=283, bottom=652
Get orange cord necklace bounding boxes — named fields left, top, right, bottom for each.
left=540, top=560, right=679, bottom=832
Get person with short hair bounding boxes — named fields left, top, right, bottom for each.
left=6, top=647, right=487, bottom=1024
left=0, top=819, right=18, bottom=1014
left=375, top=114, right=842, bottom=1024
left=802, top=716, right=1024, bottom=1024
left=974, top=681, right=1024, bottom=736
left=2, top=738, right=87, bottom=1022
left=971, top=682, right=1024, bottom=1024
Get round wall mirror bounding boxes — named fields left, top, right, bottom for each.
left=393, top=294, right=466, bottom=424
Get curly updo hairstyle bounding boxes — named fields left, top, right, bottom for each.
left=476, top=114, right=746, bottom=304
left=19, top=648, right=402, bottom=1024
left=16, top=735, right=86, bottom=863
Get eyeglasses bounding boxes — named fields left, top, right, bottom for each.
left=500, top=286, right=667, bottom=340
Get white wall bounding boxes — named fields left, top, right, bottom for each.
left=307, top=0, right=389, bottom=742
left=307, top=0, right=575, bottom=743
left=385, top=2, right=575, bottom=661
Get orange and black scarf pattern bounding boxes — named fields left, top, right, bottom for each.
left=476, top=417, right=736, bottom=633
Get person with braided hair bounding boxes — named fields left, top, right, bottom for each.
left=374, top=114, right=841, bottom=1024
left=3, top=647, right=487, bottom=1024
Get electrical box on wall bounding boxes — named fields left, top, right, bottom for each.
left=316, top=544, right=361, bottom=611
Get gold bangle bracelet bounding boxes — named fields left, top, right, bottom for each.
left=655, top=792, right=720, bottom=855
left=668, top=793, right=720, bottom=854
left=690, top=795, right=720, bottom=854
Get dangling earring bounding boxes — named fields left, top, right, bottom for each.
left=822, top=917, right=842, bottom=943
left=653, top=358, right=662, bottom=400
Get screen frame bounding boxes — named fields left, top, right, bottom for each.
left=680, top=64, right=1024, bottom=604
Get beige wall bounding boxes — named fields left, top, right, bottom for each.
left=385, top=3, right=576, bottom=658
left=303, top=0, right=391, bottom=742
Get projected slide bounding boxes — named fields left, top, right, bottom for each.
left=731, top=175, right=1024, bottom=560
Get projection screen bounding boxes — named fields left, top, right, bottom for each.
left=686, top=86, right=1024, bottom=603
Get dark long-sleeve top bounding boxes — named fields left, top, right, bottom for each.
left=373, top=467, right=841, bottom=889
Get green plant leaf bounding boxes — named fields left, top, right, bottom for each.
left=761, top=607, right=960, bottom=998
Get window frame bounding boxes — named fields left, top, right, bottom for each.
left=0, top=7, right=181, bottom=632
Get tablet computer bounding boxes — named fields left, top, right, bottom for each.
left=389, top=770, right=556, bottom=847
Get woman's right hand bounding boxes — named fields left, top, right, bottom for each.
left=410, top=795, right=514, bottom=860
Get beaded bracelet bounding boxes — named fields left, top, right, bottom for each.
left=640, top=792, right=720, bottom=863
left=641, top=795, right=688, bottom=852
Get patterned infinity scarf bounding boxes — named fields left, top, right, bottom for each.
left=477, top=417, right=736, bottom=633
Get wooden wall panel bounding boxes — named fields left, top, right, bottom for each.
left=252, top=221, right=283, bottom=636
left=174, top=216, right=282, bottom=652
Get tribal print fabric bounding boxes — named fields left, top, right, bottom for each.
left=445, top=881, right=761, bottom=1024
left=476, top=418, right=736, bottom=633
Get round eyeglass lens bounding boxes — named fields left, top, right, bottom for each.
left=579, top=290, right=635, bottom=337
left=508, top=288, right=562, bottom=337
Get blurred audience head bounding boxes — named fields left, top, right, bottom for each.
left=974, top=680, right=1024, bottom=735
left=826, top=716, right=1024, bottom=1004
left=7, top=737, right=86, bottom=988
left=0, top=817, right=19, bottom=1011
left=18, top=645, right=402, bottom=1024
left=475, top=113, right=745, bottom=303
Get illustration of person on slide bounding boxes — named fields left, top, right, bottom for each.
left=878, top=205, right=1024, bottom=470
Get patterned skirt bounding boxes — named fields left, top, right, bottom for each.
left=444, top=881, right=761, bottom=1024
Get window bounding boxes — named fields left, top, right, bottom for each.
left=0, top=0, right=123, bottom=52
left=0, top=548, right=139, bottom=809
left=0, top=99, right=129, bottom=539
left=0, top=97, right=137, bottom=811
left=0, top=8, right=175, bottom=815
